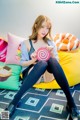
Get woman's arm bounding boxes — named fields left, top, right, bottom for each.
left=21, top=59, right=37, bottom=67
left=20, top=41, right=37, bottom=67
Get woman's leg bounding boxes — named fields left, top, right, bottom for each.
left=47, top=57, right=80, bottom=119
left=11, top=61, right=48, bottom=106
left=47, top=57, right=76, bottom=108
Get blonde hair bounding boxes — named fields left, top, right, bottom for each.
left=29, top=15, right=53, bottom=42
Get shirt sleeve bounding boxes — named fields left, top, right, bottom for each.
left=20, top=41, right=29, bottom=65
left=48, top=40, right=59, bottom=61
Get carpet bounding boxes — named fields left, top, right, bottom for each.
left=0, top=84, right=80, bottom=120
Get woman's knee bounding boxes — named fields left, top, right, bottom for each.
left=48, top=57, right=58, bottom=64
left=35, top=60, right=48, bottom=68
left=38, top=60, right=48, bottom=67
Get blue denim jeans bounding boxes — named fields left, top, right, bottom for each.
left=11, top=57, right=76, bottom=108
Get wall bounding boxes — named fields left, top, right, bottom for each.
left=0, top=0, right=80, bottom=39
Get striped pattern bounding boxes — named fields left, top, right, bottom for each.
left=0, top=38, right=8, bottom=62
left=53, top=33, right=80, bottom=51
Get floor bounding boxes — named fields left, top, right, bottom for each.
left=0, top=84, right=80, bottom=120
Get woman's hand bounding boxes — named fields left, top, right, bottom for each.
left=46, top=46, right=53, bottom=51
left=46, top=46, right=54, bottom=57
left=30, top=52, right=37, bottom=64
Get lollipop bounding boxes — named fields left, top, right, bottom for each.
left=36, top=47, right=51, bottom=61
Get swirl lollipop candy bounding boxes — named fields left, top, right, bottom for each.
left=36, top=47, right=51, bottom=61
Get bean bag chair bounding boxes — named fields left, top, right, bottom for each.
left=34, top=48, right=80, bottom=89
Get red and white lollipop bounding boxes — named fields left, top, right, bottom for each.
left=36, top=47, right=51, bottom=61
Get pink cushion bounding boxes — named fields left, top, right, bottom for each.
left=0, top=38, right=8, bottom=62
left=5, top=33, right=26, bottom=65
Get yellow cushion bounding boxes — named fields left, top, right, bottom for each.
left=34, top=48, right=80, bottom=89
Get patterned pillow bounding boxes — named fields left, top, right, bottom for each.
left=0, top=37, right=8, bottom=62
left=0, top=61, right=22, bottom=90
left=53, top=33, right=80, bottom=51
left=5, top=33, right=26, bottom=65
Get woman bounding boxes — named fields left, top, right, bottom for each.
left=6, top=15, right=80, bottom=119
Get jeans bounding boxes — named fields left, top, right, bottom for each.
left=11, top=57, right=76, bottom=108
